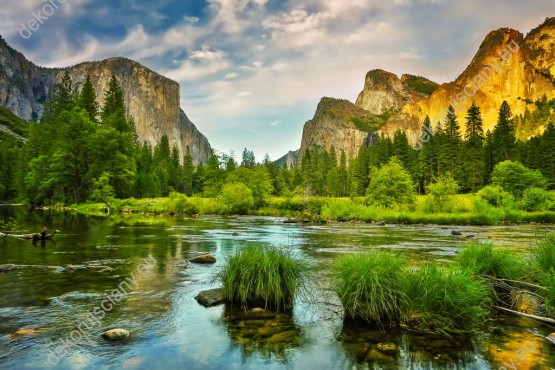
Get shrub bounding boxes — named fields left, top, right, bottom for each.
left=492, top=161, right=548, bottom=198
left=218, top=245, right=308, bottom=310
left=366, top=157, right=415, bottom=209
left=520, top=187, right=553, bottom=211
left=332, top=250, right=407, bottom=324
left=166, top=192, right=199, bottom=215
left=477, top=185, right=516, bottom=208
left=400, top=264, right=491, bottom=335
left=423, top=172, right=459, bottom=213
left=218, top=182, right=255, bottom=214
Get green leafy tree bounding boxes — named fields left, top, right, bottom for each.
left=91, top=172, right=116, bottom=214
left=366, top=157, right=415, bottom=209
left=492, top=160, right=548, bottom=198
left=423, top=172, right=459, bottom=213
left=218, top=182, right=254, bottom=214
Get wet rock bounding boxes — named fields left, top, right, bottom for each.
left=267, top=330, right=298, bottom=343
left=257, top=326, right=284, bottom=338
left=546, top=333, right=555, bottom=345
left=10, top=328, right=41, bottom=338
left=232, top=232, right=241, bottom=236
left=376, top=221, right=386, bottom=226
left=377, top=342, right=397, bottom=355
left=0, top=264, right=17, bottom=273
left=366, top=347, right=394, bottom=362
left=342, top=342, right=370, bottom=359
left=189, top=254, right=216, bottom=264
left=195, top=288, right=225, bottom=307
left=451, top=230, right=462, bottom=236
left=251, top=307, right=265, bottom=314
left=465, top=235, right=475, bottom=239
left=87, top=266, right=114, bottom=273
left=102, top=328, right=129, bottom=341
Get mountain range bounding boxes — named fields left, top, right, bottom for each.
left=279, top=17, right=555, bottom=166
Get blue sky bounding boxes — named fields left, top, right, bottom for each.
left=0, top=0, right=553, bottom=161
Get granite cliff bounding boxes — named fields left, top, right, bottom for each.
left=0, top=36, right=211, bottom=164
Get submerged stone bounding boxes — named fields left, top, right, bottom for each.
left=267, top=330, right=298, bottom=343
left=0, top=264, right=16, bottom=273
left=451, top=230, right=462, bottom=236
left=195, top=288, right=225, bottom=307
left=189, top=254, right=216, bottom=264
left=366, top=347, right=394, bottom=362
left=377, top=342, right=397, bottom=355
left=102, top=328, right=129, bottom=341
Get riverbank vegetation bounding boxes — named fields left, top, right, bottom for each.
left=0, top=74, right=553, bottom=228
left=332, top=234, right=555, bottom=335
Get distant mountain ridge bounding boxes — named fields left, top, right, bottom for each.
left=279, top=17, right=555, bottom=165
left=0, top=36, right=212, bottom=164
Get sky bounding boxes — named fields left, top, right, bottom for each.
left=0, top=0, right=553, bottom=161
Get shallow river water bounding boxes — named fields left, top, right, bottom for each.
left=0, top=206, right=554, bottom=369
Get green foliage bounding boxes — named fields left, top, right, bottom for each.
left=90, top=172, right=115, bottom=208
left=423, top=172, right=459, bottom=213
left=492, top=101, right=516, bottom=165
left=0, top=105, right=28, bottom=136
left=218, top=245, right=308, bottom=310
left=520, top=187, right=553, bottom=211
left=492, top=160, right=548, bottom=198
left=402, top=74, right=439, bottom=95
left=226, top=167, right=273, bottom=207
left=530, top=234, right=555, bottom=276
left=218, top=182, right=255, bottom=214
left=166, top=192, right=199, bottom=215
left=332, top=250, right=407, bottom=325
left=477, top=185, right=516, bottom=208
left=400, top=264, right=491, bottom=335
left=366, top=157, right=415, bottom=209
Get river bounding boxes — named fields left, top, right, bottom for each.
left=0, top=206, right=554, bottom=369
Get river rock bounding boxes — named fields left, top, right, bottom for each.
left=102, top=328, right=129, bottom=341
left=377, top=342, right=397, bottom=355
left=267, top=330, right=297, bottom=343
left=10, top=328, right=41, bottom=338
left=251, top=307, right=265, bottom=314
left=87, top=266, right=114, bottom=273
left=195, top=288, right=225, bottom=307
left=232, top=232, right=241, bottom=236
left=0, top=264, right=16, bottom=273
left=451, top=230, right=462, bottom=236
left=376, top=221, right=386, bottom=226
left=189, top=254, right=216, bottom=264
left=546, top=333, right=555, bottom=344
left=366, top=347, right=394, bottom=362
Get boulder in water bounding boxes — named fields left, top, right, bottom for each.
left=189, top=254, right=216, bottom=264
left=195, top=288, right=225, bottom=307
left=102, top=328, right=130, bottom=341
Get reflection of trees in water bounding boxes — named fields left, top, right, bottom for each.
left=222, top=306, right=302, bottom=361
left=339, top=319, right=479, bottom=368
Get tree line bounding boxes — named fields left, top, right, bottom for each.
left=0, top=74, right=553, bottom=205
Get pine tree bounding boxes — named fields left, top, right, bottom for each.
left=463, top=102, right=485, bottom=192
left=101, top=74, right=128, bottom=132
left=492, top=101, right=516, bottom=164
left=539, top=123, right=555, bottom=187
left=483, top=130, right=495, bottom=183
left=77, top=75, right=99, bottom=123
left=443, top=105, right=463, bottom=181
left=182, top=146, right=195, bottom=195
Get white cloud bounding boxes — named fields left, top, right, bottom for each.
left=165, top=47, right=229, bottom=81
left=270, top=120, right=281, bottom=126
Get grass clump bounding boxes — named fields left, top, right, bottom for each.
left=218, top=245, right=308, bottom=311
left=400, top=264, right=491, bottom=335
left=454, top=242, right=525, bottom=281
left=530, top=234, right=555, bottom=317
left=332, top=250, right=407, bottom=325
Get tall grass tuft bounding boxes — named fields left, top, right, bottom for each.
left=332, top=250, right=407, bottom=325
left=530, top=234, right=555, bottom=274
left=399, top=264, right=491, bottom=335
left=454, top=242, right=525, bottom=281
left=218, top=245, right=308, bottom=311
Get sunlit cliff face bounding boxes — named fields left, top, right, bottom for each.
left=379, top=19, right=555, bottom=144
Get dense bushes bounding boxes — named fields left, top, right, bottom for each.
left=218, top=183, right=255, bottom=215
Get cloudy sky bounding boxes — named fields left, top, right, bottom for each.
left=0, top=0, right=552, bottom=160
